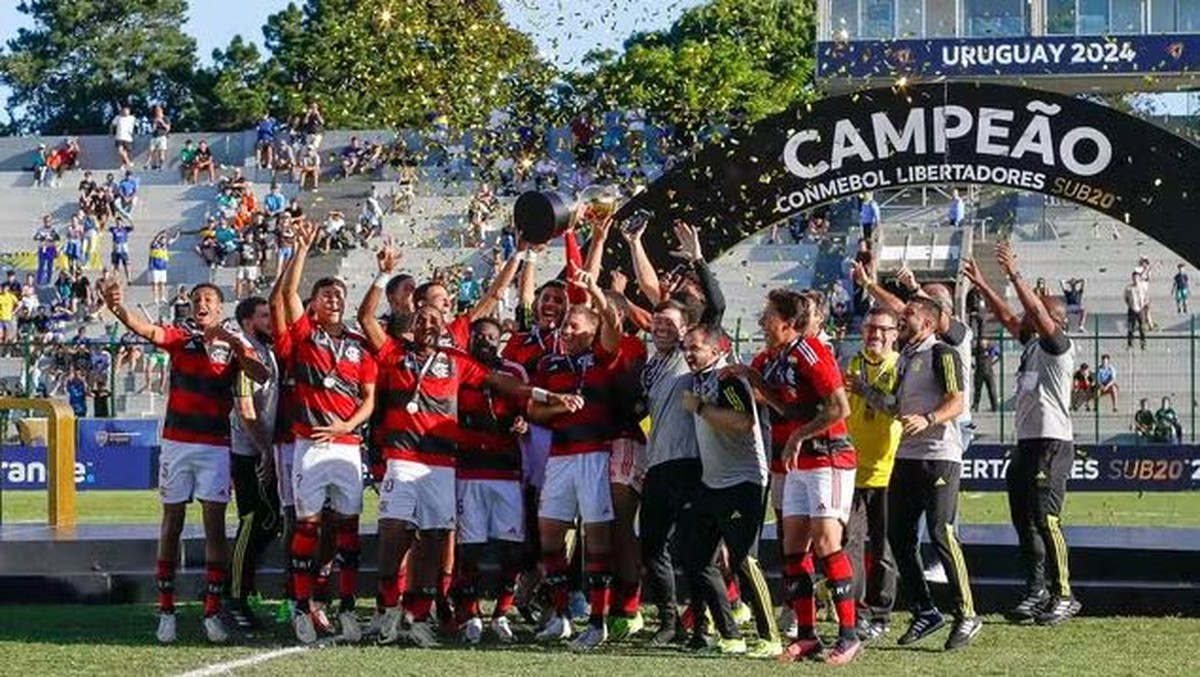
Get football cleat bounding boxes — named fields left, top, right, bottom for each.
left=462, top=617, right=484, bottom=645
left=780, top=635, right=825, bottom=662
left=406, top=620, right=441, bottom=648
left=1035, top=597, right=1082, bottom=627
left=339, top=611, right=362, bottom=643
left=825, top=637, right=863, bottom=666
left=293, top=611, right=318, bottom=645
left=746, top=638, right=784, bottom=659
left=155, top=613, right=176, bottom=644
left=569, top=623, right=609, bottom=652
left=777, top=606, right=799, bottom=640
left=898, top=608, right=946, bottom=646
left=568, top=591, right=591, bottom=623
left=1006, top=590, right=1051, bottom=623
left=944, top=616, right=983, bottom=651
left=377, top=608, right=405, bottom=644
left=490, top=616, right=515, bottom=643
left=203, top=615, right=229, bottom=644
left=607, top=610, right=645, bottom=640
left=536, top=613, right=572, bottom=642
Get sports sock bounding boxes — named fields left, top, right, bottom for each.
left=542, top=552, right=570, bottom=615
left=614, top=581, right=641, bottom=616
left=289, top=520, right=319, bottom=612
left=452, top=561, right=482, bottom=622
left=821, top=550, right=857, bottom=640
left=378, top=574, right=400, bottom=609
left=335, top=517, right=360, bottom=612
left=156, top=559, right=176, bottom=614
left=783, top=552, right=816, bottom=636
left=404, top=587, right=436, bottom=621
left=203, top=562, right=225, bottom=618
left=493, top=577, right=517, bottom=618
left=585, top=553, right=612, bottom=626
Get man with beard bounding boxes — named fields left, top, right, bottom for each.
left=273, top=222, right=378, bottom=644
left=226, top=296, right=282, bottom=630
left=410, top=252, right=521, bottom=349
left=359, top=245, right=578, bottom=646
left=104, top=279, right=268, bottom=645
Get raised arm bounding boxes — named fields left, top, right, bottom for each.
left=583, top=211, right=612, bottom=281
left=671, top=221, right=724, bottom=325
left=852, top=260, right=907, bottom=314
left=621, top=220, right=663, bottom=304
left=962, top=257, right=1021, bottom=338
left=572, top=270, right=620, bottom=354
left=102, top=280, right=165, bottom=345
left=357, top=242, right=398, bottom=353
left=515, top=246, right=541, bottom=332
left=609, top=271, right=652, bottom=332
left=996, top=241, right=1058, bottom=338
left=468, top=244, right=522, bottom=322
left=280, top=220, right=316, bottom=323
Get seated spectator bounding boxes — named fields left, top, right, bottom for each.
left=215, top=187, right=239, bottom=220
left=178, top=139, right=197, bottom=183
left=298, top=146, right=320, bottom=191
left=223, top=167, right=250, bottom=198
left=1061, top=278, right=1087, bottom=332
left=263, top=183, right=286, bottom=221
left=213, top=221, right=239, bottom=264
left=190, top=140, right=216, bottom=184
left=1155, top=396, right=1183, bottom=444
left=341, top=136, right=365, bottom=177
left=1134, top=399, right=1156, bottom=438
left=255, top=113, right=278, bottom=169
left=31, top=143, right=51, bottom=187
left=391, top=162, right=417, bottom=211
left=1095, top=354, right=1118, bottom=412
left=1071, top=363, right=1096, bottom=411
left=319, top=211, right=347, bottom=253
left=57, top=137, right=81, bottom=173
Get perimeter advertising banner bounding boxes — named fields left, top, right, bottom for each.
left=962, top=444, right=1200, bottom=492
left=817, top=34, right=1200, bottom=80
left=0, top=418, right=160, bottom=490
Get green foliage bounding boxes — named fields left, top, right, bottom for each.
left=0, top=0, right=200, bottom=135
left=191, top=36, right=270, bottom=132
left=573, top=0, right=817, bottom=130
left=260, top=0, right=545, bottom=130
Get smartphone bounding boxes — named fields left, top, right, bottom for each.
left=621, top=209, right=652, bottom=236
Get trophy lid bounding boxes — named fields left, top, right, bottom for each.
left=513, top=191, right=572, bottom=245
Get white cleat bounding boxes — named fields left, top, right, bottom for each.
left=339, top=611, right=362, bottom=643
left=778, top=606, right=799, bottom=640
left=491, top=616, right=515, bottom=643
left=366, top=610, right=385, bottom=636
left=155, top=613, right=176, bottom=644
left=535, top=613, right=572, bottom=642
left=293, top=611, right=318, bottom=645
left=462, top=617, right=484, bottom=645
left=569, top=623, right=608, bottom=652
left=407, top=620, right=441, bottom=648
left=378, top=608, right=405, bottom=644
left=203, top=615, right=229, bottom=644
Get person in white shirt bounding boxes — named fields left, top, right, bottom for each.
left=1124, top=272, right=1148, bottom=350
left=112, top=106, right=137, bottom=170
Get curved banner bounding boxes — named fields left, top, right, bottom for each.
left=613, top=82, right=1200, bottom=274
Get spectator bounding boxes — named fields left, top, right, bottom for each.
left=301, top=101, right=325, bottom=150
left=255, top=112, right=278, bottom=169
left=533, top=155, right=559, bottom=191
left=34, top=214, right=60, bottom=286
left=360, top=186, right=385, bottom=240
left=972, top=337, right=1000, bottom=412
left=170, top=285, right=191, bottom=325
left=66, top=370, right=89, bottom=417
left=948, top=188, right=965, bottom=227
left=213, top=220, right=239, bottom=264
left=0, top=285, right=17, bottom=355
left=1070, top=363, right=1096, bottom=412
left=1033, top=277, right=1050, bottom=297
left=92, top=376, right=112, bottom=418
left=116, top=170, right=139, bottom=215
left=4, top=270, right=19, bottom=296
left=1155, top=396, right=1183, bottom=444
left=191, top=139, right=216, bottom=184
left=148, top=231, right=178, bottom=304
left=1134, top=399, right=1157, bottom=438
left=235, top=234, right=263, bottom=300
left=468, top=183, right=497, bottom=245
left=1134, top=256, right=1156, bottom=330
left=109, top=217, right=134, bottom=283
left=274, top=217, right=296, bottom=281
left=1060, top=278, right=1086, bottom=332
left=1124, top=272, right=1148, bottom=350
left=111, top=105, right=137, bottom=170
left=263, top=183, right=286, bottom=221
left=54, top=270, right=74, bottom=308
left=1173, top=263, right=1190, bottom=315
left=63, top=213, right=84, bottom=273
left=148, top=105, right=171, bottom=171
left=858, top=192, right=880, bottom=240
left=298, top=145, right=320, bottom=191
left=71, top=270, right=91, bottom=321
left=31, top=143, right=51, bottom=187
left=1095, top=354, right=1118, bottom=412
left=499, top=221, right=516, bottom=261
left=318, top=211, right=347, bottom=253
left=455, top=268, right=482, bottom=313
left=224, top=167, right=250, bottom=199
left=178, top=139, right=197, bottom=183
left=340, top=136, right=364, bottom=177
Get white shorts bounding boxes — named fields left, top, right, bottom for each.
left=539, top=452, right=614, bottom=524
left=781, top=467, right=855, bottom=522
left=520, top=424, right=552, bottom=488
left=378, top=459, right=456, bottom=530
left=238, top=266, right=259, bottom=281
left=150, top=136, right=168, bottom=152
left=275, top=442, right=295, bottom=508
left=456, top=479, right=524, bottom=544
left=608, top=438, right=645, bottom=492
left=158, top=439, right=231, bottom=504
left=150, top=269, right=166, bottom=284
left=769, top=471, right=786, bottom=512
left=292, top=438, right=363, bottom=519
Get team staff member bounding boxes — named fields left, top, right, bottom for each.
left=964, top=243, right=1080, bottom=626
left=227, top=296, right=282, bottom=630
left=679, top=324, right=779, bottom=658
left=527, top=271, right=622, bottom=652
left=272, top=221, right=377, bottom=645
left=104, top=279, right=268, bottom=645
left=890, top=297, right=981, bottom=651
left=843, top=307, right=901, bottom=641
left=738, top=290, right=860, bottom=665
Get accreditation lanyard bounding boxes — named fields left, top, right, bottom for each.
left=761, top=338, right=800, bottom=387
left=641, top=347, right=677, bottom=396
left=404, top=350, right=439, bottom=415
left=566, top=352, right=590, bottom=395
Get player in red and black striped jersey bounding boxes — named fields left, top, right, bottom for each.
left=358, top=245, right=579, bottom=646
left=271, top=221, right=377, bottom=645
left=526, top=271, right=624, bottom=651
left=735, top=289, right=860, bottom=664
left=103, top=279, right=268, bottom=645
left=409, top=249, right=522, bottom=349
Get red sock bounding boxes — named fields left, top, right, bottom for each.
left=404, top=588, right=435, bottom=621
left=585, top=553, right=612, bottom=624
left=378, top=574, right=400, bottom=609
left=542, top=552, right=570, bottom=614
left=493, top=576, right=517, bottom=618
left=822, top=550, right=857, bottom=637
left=784, top=552, right=816, bottom=634
left=335, top=517, right=360, bottom=610
left=614, top=582, right=641, bottom=616
left=290, top=521, right=319, bottom=610
left=156, top=559, right=176, bottom=614
left=452, top=563, right=482, bottom=622
left=203, top=562, right=225, bottom=617
left=725, top=575, right=741, bottom=605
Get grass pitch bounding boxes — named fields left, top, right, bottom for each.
left=0, top=603, right=1193, bottom=676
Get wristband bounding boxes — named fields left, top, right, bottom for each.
left=523, top=250, right=539, bottom=264
left=531, top=387, right=550, bottom=404
left=373, top=272, right=392, bottom=290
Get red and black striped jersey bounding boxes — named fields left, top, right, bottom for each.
left=502, top=326, right=560, bottom=376
left=373, top=338, right=488, bottom=467
left=276, top=314, right=377, bottom=445
left=455, top=359, right=527, bottom=481
left=157, top=325, right=237, bottom=446
left=612, top=334, right=648, bottom=443
left=273, top=346, right=296, bottom=444
left=531, top=344, right=620, bottom=457
left=751, top=336, right=854, bottom=472
left=436, top=314, right=471, bottom=350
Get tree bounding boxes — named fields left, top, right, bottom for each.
left=192, top=36, right=270, bottom=131
left=260, top=0, right=544, bottom=129
left=0, top=0, right=199, bottom=135
left=573, top=0, right=817, bottom=133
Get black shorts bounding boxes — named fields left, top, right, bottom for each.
left=115, top=140, right=132, bottom=152
left=111, top=251, right=129, bottom=266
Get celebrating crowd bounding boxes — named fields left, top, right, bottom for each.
left=100, top=196, right=1085, bottom=664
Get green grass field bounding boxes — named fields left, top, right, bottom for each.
left=3, top=489, right=1199, bottom=528
left=0, top=604, right=1194, bottom=676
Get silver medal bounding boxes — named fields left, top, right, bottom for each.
left=405, top=401, right=419, bottom=415
left=322, top=376, right=336, bottom=389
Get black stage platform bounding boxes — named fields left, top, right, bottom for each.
left=2, top=522, right=1197, bottom=616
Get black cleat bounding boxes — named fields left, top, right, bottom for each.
left=1005, top=589, right=1051, bottom=623
left=687, top=632, right=715, bottom=652
left=856, top=617, right=890, bottom=641
left=1035, top=596, right=1082, bottom=627
left=944, top=616, right=983, bottom=651
left=898, top=608, right=946, bottom=646
left=649, top=617, right=683, bottom=647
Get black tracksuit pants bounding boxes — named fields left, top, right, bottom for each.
left=639, top=458, right=703, bottom=620
left=846, top=486, right=897, bottom=624
left=230, top=453, right=282, bottom=601
left=1006, top=438, right=1074, bottom=598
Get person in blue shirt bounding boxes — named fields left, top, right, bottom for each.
left=110, top=218, right=134, bottom=282
left=117, top=171, right=139, bottom=214
left=263, top=183, right=286, bottom=221
left=859, top=192, right=881, bottom=240
left=66, top=370, right=88, bottom=417
left=948, top=189, right=965, bottom=227
left=255, top=113, right=278, bottom=169
left=1095, top=354, right=1118, bottom=413
left=1173, top=263, right=1190, bottom=315
left=456, top=268, right=483, bottom=313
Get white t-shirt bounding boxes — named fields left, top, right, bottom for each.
left=112, top=114, right=136, bottom=142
